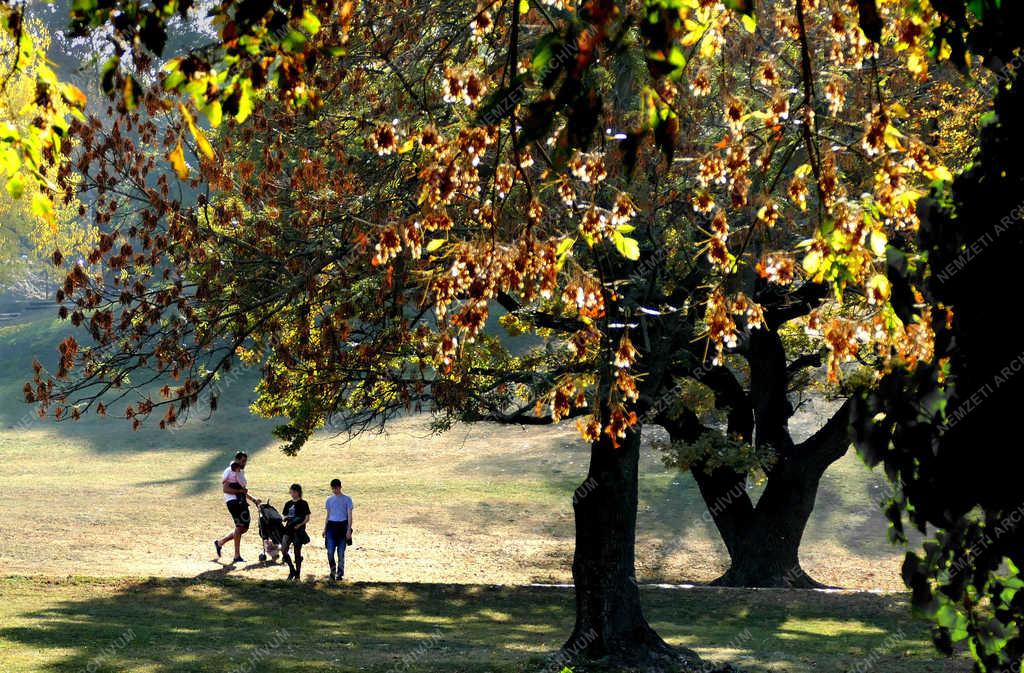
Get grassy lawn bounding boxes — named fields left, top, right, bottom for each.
left=0, top=314, right=962, bottom=672
left=0, top=577, right=966, bottom=673
left=0, top=316, right=909, bottom=589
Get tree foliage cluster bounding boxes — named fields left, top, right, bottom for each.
left=0, top=15, right=88, bottom=287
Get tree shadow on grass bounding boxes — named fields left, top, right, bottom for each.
left=1, top=579, right=574, bottom=673
left=0, top=578, right=965, bottom=673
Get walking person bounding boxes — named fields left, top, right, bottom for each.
left=214, top=451, right=260, bottom=563
left=281, top=483, right=311, bottom=581
left=323, top=478, right=353, bottom=581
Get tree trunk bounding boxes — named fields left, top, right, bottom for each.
left=692, top=462, right=827, bottom=588
left=568, top=423, right=701, bottom=670
left=666, top=374, right=855, bottom=588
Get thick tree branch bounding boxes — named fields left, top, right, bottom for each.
left=495, top=291, right=586, bottom=333
left=761, top=281, right=828, bottom=329
left=796, top=396, right=854, bottom=469
left=786, top=351, right=823, bottom=376
left=463, top=403, right=590, bottom=425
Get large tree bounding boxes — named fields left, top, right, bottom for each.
left=9, top=0, right=951, bottom=667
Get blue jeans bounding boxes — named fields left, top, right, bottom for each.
left=325, top=521, right=348, bottom=576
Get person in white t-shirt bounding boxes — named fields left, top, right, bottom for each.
left=323, top=478, right=353, bottom=580
left=213, top=451, right=261, bottom=563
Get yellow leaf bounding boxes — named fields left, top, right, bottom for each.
left=925, top=165, right=954, bottom=183
left=62, top=84, right=88, bottom=109
left=699, top=35, right=719, bottom=59
left=168, top=141, right=190, bottom=180
left=680, top=29, right=704, bottom=47
left=31, top=192, right=56, bottom=232
left=614, top=233, right=640, bottom=261
left=888, top=102, right=909, bottom=119
left=870, top=230, right=887, bottom=257
left=803, top=249, right=822, bottom=276
left=425, top=238, right=445, bottom=252
left=883, top=124, right=904, bottom=151
left=178, top=103, right=214, bottom=159
left=867, top=274, right=891, bottom=303
left=204, top=100, right=223, bottom=128
left=741, top=14, right=756, bottom=34
left=906, top=48, right=927, bottom=77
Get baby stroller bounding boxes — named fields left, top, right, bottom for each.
left=257, top=502, right=285, bottom=563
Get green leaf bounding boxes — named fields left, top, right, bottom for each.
left=723, top=0, right=754, bottom=15
left=100, top=56, right=119, bottom=96
left=5, top=173, right=25, bottom=199
left=531, top=33, right=561, bottom=73
left=299, top=10, right=322, bottom=34
left=282, top=29, right=307, bottom=52
left=668, top=45, right=686, bottom=69
left=642, top=88, right=660, bottom=130
left=614, top=234, right=641, bottom=261
left=163, top=68, right=186, bottom=91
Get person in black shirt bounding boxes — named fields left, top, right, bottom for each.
left=280, top=483, right=311, bottom=581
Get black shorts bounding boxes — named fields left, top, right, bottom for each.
left=226, top=499, right=251, bottom=527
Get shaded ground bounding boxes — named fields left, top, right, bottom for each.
left=0, top=577, right=966, bottom=673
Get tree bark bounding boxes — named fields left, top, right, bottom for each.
left=692, top=462, right=826, bottom=588
left=689, top=398, right=854, bottom=588
left=661, top=323, right=855, bottom=588
left=568, top=422, right=702, bottom=669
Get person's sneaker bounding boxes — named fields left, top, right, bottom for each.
left=232, top=556, right=245, bottom=564
left=328, top=571, right=335, bottom=581
left=214, top=541, right=222, bottom=558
